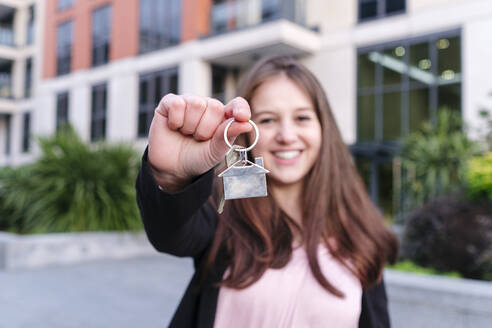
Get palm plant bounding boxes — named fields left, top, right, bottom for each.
left=0, top=126, right=142, bottom=233
left=400, top=108, right=479, bottom=211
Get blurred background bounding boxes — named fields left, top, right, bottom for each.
left=0, top=0, right=491, bottom=327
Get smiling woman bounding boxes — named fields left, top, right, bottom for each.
left=136, top=56, right=399, bottom=328
left=250, top=74, right=322, bottom=192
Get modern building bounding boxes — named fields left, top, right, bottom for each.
left=0, top=0, right=39, bottom=166
left=2, top=0, right=492, bottom=220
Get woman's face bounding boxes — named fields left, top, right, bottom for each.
left=250, top=74, right=322, bottom=188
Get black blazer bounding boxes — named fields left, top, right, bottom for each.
left=136, top=149, right=391, bottom=328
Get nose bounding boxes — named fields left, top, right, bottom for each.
left=275, top=121, right=297, bottom=144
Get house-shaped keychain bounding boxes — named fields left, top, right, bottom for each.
left=218, top=156, right=269, bottom=200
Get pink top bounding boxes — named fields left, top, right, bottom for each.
left=214, top=244, right=362, bottom=328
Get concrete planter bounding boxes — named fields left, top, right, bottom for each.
left=386, top=269, right=492, bottom=328
left=0, top=231, right=154, bottom=271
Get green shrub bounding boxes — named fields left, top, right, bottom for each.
left=400, top=108, right=478, bottom=211
left=401, top=194, right=492, bottom=280
left=387, top=260, right=462, bottom=278
left=466, top=152, right=492, bottom=200
left=0, top=126, right=142, bottom=233
left=0, top=165, right=33, bottom=233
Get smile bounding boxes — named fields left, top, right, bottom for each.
left=272, top=151, right=302, bottom=159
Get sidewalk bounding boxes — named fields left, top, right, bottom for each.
left=2, top=252, right=492, bottom=327
left=0, top=254, right=193, bottom=328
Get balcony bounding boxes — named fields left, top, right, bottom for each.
left=203, top=0, right=319, bottom=67
left=210, top=0, right=306, bottom=35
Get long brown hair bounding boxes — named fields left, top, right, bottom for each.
left=205, top=55, right=398, bottom=297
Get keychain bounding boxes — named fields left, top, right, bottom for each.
left=218, top=119, right=269, bottom=204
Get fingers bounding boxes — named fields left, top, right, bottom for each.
left=224, top=97, right=251, bottom=122
left=158, top=94, right=185, bottom=130
left=180, top=95, right=207, bottom=135
left=194, top=98, right=225, bottom=141
left=156, top=94, right=252, bottom=142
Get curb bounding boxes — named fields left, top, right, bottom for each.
left=0, top=231, right=155, bottom=271
left=385, top=269, right=492, bottom=327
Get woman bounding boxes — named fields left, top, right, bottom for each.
left=136, top=56, right=399, bottom=327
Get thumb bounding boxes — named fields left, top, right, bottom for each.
left=209, top=118, right=253, bottom=164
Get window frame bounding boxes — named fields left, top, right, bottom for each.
left=56, top=20, right=73, bottom=76
left=58, top=0, right=75, bottom=12
left=25, top=57, right=32, bottom=98
left=56, top=91, right=70, bottom=131
left=356, top=28, right=462, bottom=143
left=27, top=5, right=35, bottom=44
left=354, top=28, right=462, bottom=222
left=4, top=114, right=11, bottom=155
left=137, top=67, right=178, bottom=138
left=92, top=5, right=112, bottom=67
left=139, top=0, right=181, bottom=54
left=90, top=83, right=108, bottom=142
left=358, top=0, right=406, bottom=23
left=22, top=112, right=31, bottom=153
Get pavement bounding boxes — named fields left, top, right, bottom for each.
left=0, top=254, right=194, bottom=328
left=3, top=251, right=492, bottom=328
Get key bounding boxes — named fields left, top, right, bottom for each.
left=217, top=145, right=243, bottom=214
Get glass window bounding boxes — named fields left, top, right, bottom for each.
left=359, top=0, right=378, bottom=21
left=438, top=37, right=461, bottom=84
left=92, top=5, right=111, bottom=67
left=359, top=0, right=406, bottom=22
left=382, top=46, right=404, bottom=86
left=22, top=112, right=31, bottom=152
left=27, top=5, right=35, bottom=44
left=0, top=61, right=12, bottom=98
left=25, top=57, right=32, bottom=98
left=409, top=42, right=432, bottom=86
left=138, top=68, right=179, bottom=137
left=212, top=65, right=227, bottom=103
left=382, top=92, right=401, bottom=140
left=139, top=0, right=181, bottom=54
left=357, top=52, right=376, bottom=89
left=378, top=160, right=395, bottom=221
left=56, top=20, right=72, bottom=76
left=58, top=0, right=74, bottom=11
left=5, top=114, right=11, bottom=155
left=169, top=74, right=178, bottom=94
left=262, top=0, right=282, bottom=21
left=357, top=32, right=461, bottom=143
left=386, top=0, right=405, bottom=14
left=357, top=94, right=375, bottom=142
left=438, top=83, right=461, bottom=113
left=56, top=92, right=69, bottom=131
left=139, top=80, right=148, bottom=105
left=91, top=84, right=107, bottom=142
left=409, top=88, right=430, bottom=132
left=355, top=156, right=371, bottom=190
left=211, top=0, right=229, bottom=34
left=154, top=76, right=162, bottom=105
left=355, top=30, right=461, bottom=222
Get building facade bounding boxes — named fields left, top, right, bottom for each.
left=0, top=0, right=40, bottom=166
left=2, top=0, right=492, bottom=220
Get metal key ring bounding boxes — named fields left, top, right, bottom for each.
left=223, top=119, right=259, bottom=152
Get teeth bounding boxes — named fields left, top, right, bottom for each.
left=273, top=151, right=301, bottom=159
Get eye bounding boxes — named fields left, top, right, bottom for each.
left=259, top=118, right=274, bottom=124
left=297, top=115, right=311, bottom=121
